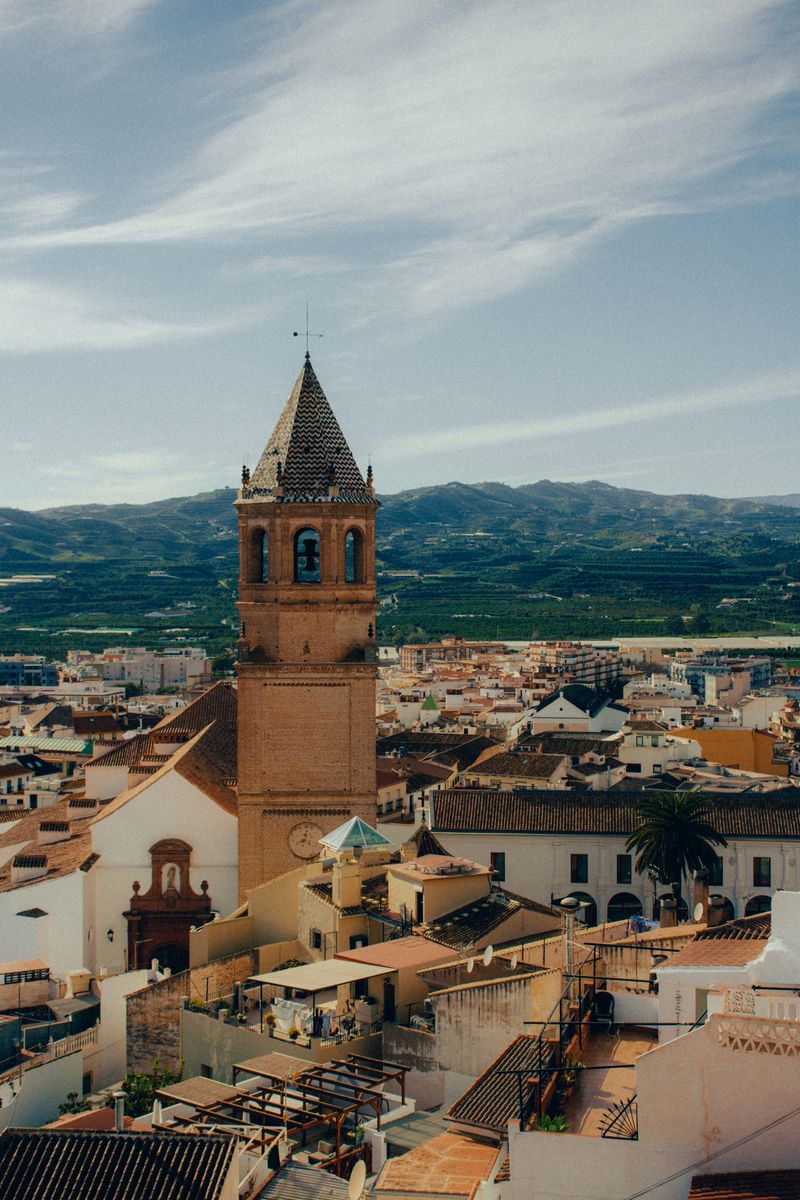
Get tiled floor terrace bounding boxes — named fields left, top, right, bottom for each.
left=562, top=1027, right=657, bottom=1137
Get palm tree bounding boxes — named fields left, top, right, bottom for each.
left=626, top=791, right=727, bottom=914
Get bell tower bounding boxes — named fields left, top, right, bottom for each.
left=235, top=354, right=379, bottom=897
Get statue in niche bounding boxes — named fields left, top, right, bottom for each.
left=162, top=863, right=180, bottom=896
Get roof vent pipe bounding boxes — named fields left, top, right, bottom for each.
left=113, top=1090, right=125, bottom=1133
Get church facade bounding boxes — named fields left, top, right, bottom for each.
left=235, top=354, right=379, bottom=897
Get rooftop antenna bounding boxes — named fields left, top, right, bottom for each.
left=482, top=945, right=494, bottom=968
left=294, top=303, right=323, bottom=356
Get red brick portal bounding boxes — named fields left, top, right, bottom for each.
left=125, top=838, right=213, bottom=974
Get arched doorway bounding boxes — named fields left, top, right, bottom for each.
left=710, top=894, right=735, bottom=922
left=607, top=893, right=643, bottom=924
left=745, top=894, right=772, bottom=916
left=149, top=944, right=189, bottom=974
left=567, top=892, right=597, bottom=927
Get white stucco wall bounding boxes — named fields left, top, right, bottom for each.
left=432, top=828, right=799, bottom=923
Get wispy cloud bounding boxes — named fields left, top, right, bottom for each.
left=2, top=0, right=797, bottom=316
left=37, top=448, right=212, bottom=507
left=0, top=0, right=161, bottom=38
left=390, top=368, right=800, bottom=458
left=0, top=276, right=264, bottom=353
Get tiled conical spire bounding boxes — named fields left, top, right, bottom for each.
left=246, top=355, right=375, bottom=504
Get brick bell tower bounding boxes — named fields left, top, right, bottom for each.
left=235, top=353, right=379, bottom=898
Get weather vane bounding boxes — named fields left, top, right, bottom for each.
left=294, top=303, right=323, bottom=355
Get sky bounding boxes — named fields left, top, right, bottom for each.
left=1, top=0, right=799, bottom=510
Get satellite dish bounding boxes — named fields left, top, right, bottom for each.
left=466, top=958, right=475, bottom=973
left=693, top=902, right=704, bottom=922
left=348, top=1161, right=367, bottom=1200
left=483, top=945, right=494, bottom=968
left=510, top=953, right=519, bottom=970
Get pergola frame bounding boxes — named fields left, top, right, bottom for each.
left=156, top=1054, right=408, bottom=1176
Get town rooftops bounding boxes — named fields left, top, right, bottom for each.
left=0, top=1129, right=236, bottom=1200
left=401, top=821, right=451, bottom=859
left=320, top=815, right=391, bottom=852
left=536, top=683, right=627, bottom=717
left=72, top=712, right=121, bottom=736
left=431, top=787, right=800, bottom=838
left=695, top=912, right=772, bottom=942
left=465, top=751, right=566, bottom=779
left=244, top=355, right=376, bottom=505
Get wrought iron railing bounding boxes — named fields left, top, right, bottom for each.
left=599, top=1094, right=638, bottom=1139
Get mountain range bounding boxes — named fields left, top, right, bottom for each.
left=2, top=480, right=800, bottom=565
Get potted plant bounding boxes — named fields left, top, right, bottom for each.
left=288, top=1028, right=300, bottom=1040
left=535, top=1114, right=568, bottom=1132
left=264, top=1012, right=276, bottom=1028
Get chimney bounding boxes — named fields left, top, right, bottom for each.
left=332, top=856, right=362, bottom=911
left=38, top=820, right=71, bottom=846
left=11, top=854, right=48, bottom=884
left=707, top=897, right=728, bottom=927
left=659, top=897, right=677, bottom=929
left=67, top=798, right=99, bottom=821
left=113, top=1090, right=126, bottom=1132
left=692, top=870, right=709, bottom=924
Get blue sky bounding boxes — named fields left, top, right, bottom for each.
left=1, top=0, right=799, bottom=509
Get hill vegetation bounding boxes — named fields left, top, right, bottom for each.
left=1, top=480, right=799, bottom=657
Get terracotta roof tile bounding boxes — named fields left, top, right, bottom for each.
left=448, top=1035, right=554, bottom=1134
left=376, top=1131, right=500, bottom=1196
left=0, top=1129, right=236, bottom=1200
left=245, top=356, right=375, bottom=505
left=432, top=787, right=800, bottom=838
left=688, top=1171, right=800, bottom=1199
left=467, top=751, right=566, bottom=779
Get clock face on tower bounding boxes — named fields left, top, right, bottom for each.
left=288, top=821, right=324, bottom=860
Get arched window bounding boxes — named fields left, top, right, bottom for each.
left=294, top=528, right=321, bottom=583
left=607, top=893, right=643, bottom=925
left=745, top=894, right=772, bottom=916
left=250, top=528, right=268, bottom=583
left=344, top=528, right=365, bottom=583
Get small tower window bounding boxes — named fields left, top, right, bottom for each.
left=250, top=528, right=269, bottom=583
left=294, top=528, right=321, bottom=583
left=344, top=528, right=365, bottom=583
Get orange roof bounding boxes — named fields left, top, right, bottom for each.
left=662, top=940, right=765, bottom=969
left=376, top=1131, right=500, bottom=1196
left=689, top=1171, right=800, bottom=1199
left=335, top=936, right=457, bottom=971
left=0, top=958, right=48, bottom=973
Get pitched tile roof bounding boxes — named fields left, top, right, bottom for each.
left=155, top=682, right=236, bottom=737
left=688, top=1171, right=800, bottom=1199
left=245, top=356, right=375, bottom=505
left=421, top=890, right=550, bottom=951
left=520, top=732, right=622, bottom=757
left=0, top=807, right=95, bottom=894
left=432, top=787, right=800, bottom=839
left=402, top=821, right=451, bottom=859
left=661, top=939, right=765, bottom=968
left=695, top=912, right=772, bottom=941
left=259, top=1163, right=350, bottom=1200
left=466, top=751, right=567, bottom=779
left=0, top=1130, right=236, bottom=1200
left=536, top=684, right=625, bottom=717
left=448, top=1035, right=555, bottom=1134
